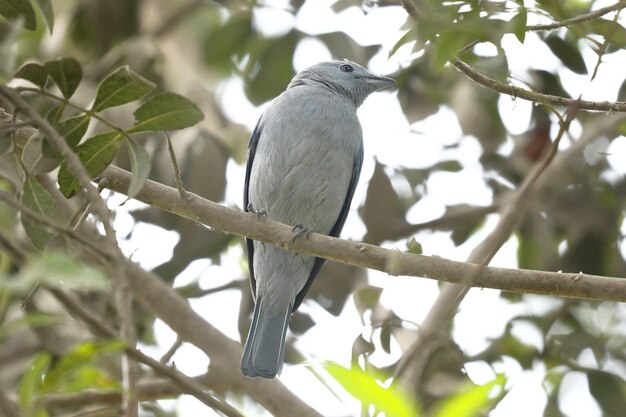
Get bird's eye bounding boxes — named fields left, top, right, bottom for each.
left=340, top=64, right=354, bottom=73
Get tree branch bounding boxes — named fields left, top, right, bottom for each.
left=100, top=165, right=626, bottom=302
left=120, top=261, right=323, bottom=417
left=0, top=101, right=324, bottom=415
left=50, top=288, right=245, bottom=417
left=43, top=375, right=207, bottom=411
left=451, top=58, right=626, bottom=112
left=0, top=86, right=141, bottom=416
left=527, top=1, right=626, bottom=32
left=393, top=102, right=579, bottom=390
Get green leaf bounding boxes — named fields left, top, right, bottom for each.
left=55, top=114, right=90, bottom=149
left=0, top=0, right=37, bottom=30
left=14, top=62, right=47, bottom=88
left=587, top=19, right=626, bottom=48
left=44, top=57, right=82, bottom=99
left=325, top=362, right=419, bottom=417
left=406, top=237, right=422, bottom=254
left=58, top=131, right=121, bottom=198
left=20, top=176, right=68, bottom=249
left=510, top=7, right=527, bottom=43
left=434, top=374, right=507, bottom=417
left=124, top=137, right=151, bottom=198
left=21, top=133, right=59, bottom=175
left=379, top=323, right=392, bottom=354
left=204, top=12, right=253, bottom=65
left=4, top=252, right=109, bottom=294
left=545, top=34, right=587, bottom=74
left=617, top=119, right=626, bottom=136
left=41, top=340, right=123, bottom=393
left=353, top=286, right=383, bottom=321
left=45, top=103, right=65, bottom=124
left=128, top=93, right=204, bottom=133
left=432, top=31, right=468, bottom=70
left=587, top=370, right=626, bottom=417
left=92, top=66, right=155, bottom=112
left=245, top=31, right=299, bottom=104
left=0, top=313, right=65, bottom=342
left=33, top=0, right=54, bottom=33
left=389, top=29, right=416, bottom=59
left=434, top=160, right=463, bottom=172
left=18, top=353, right=51, bottom=417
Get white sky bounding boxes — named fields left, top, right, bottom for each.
left=111, top=1, right=626, bottom=416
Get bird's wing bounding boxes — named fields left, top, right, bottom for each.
left=293, top=139, right=364, bottom=311
left=243, top=118, right=263, bottom=299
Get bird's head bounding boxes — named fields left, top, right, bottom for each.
left=288, top=60, right=395, bottom=107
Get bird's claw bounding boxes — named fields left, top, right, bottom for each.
left=292, top=224, right=312, bottom=242
left=247, top=203, right=267, bottom=219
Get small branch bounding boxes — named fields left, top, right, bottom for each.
left=43, top=375, right=208, bottom=410
left=160, top=337, right=183, bottom=364
left=100, top=165, right=626, bottom=302
left=399, top=0, right=420, bottom=19
left=527, top=1, right=626, bottom=32
left=115, top=265, right=139, bottom=417
left=165, top=132, right=187, bottom=199
left=395, top=203, right=499, bottom=237
left=176, top=280, right=244, bottom=299
left=451, top=58, right=626, bottom=112
left=50, top=288, right=245, bottom=417
left=590, top=7, right=623, bottom=81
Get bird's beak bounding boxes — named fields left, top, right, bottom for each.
left=367, top=75, right=396, bottom=91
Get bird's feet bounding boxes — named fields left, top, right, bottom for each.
left=292, top=224, right=312, bottom=242
left=247, top=203, right=267, bottom=219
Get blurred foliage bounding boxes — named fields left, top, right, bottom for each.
left=0, top=0, right=626, bottom=416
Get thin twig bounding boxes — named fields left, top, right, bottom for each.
left=176, top=280, right=243, bottom=299
left=50, top=288, right=245, bottom=417
left=0, top=190, right=104, bottom=259
left=43, top=376, right=206, bottom=410
left=590, top=7, right=623, bottom=81
left=527, top=1, right=626, bottom=32
left=114, top=263, right=139, bottom=417
left=400, top=0, right=420, bottom=19
left=160, top=337, right=183, bottom=364
left=165, top=132, right=187, bottom=199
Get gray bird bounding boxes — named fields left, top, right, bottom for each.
left=241, top=60, right=395, bottom=378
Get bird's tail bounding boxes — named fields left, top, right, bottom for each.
left=241, top=295, right=292, bottom=378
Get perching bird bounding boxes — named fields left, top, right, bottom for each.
left=241, top=60, right=395, bottom=378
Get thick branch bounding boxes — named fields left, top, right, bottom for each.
left=101, top=165, right=626, bottom=302
left=120, top=262, right=322, bottom=417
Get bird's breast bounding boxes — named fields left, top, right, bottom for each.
left=248, top=89, right=361, bottom=233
